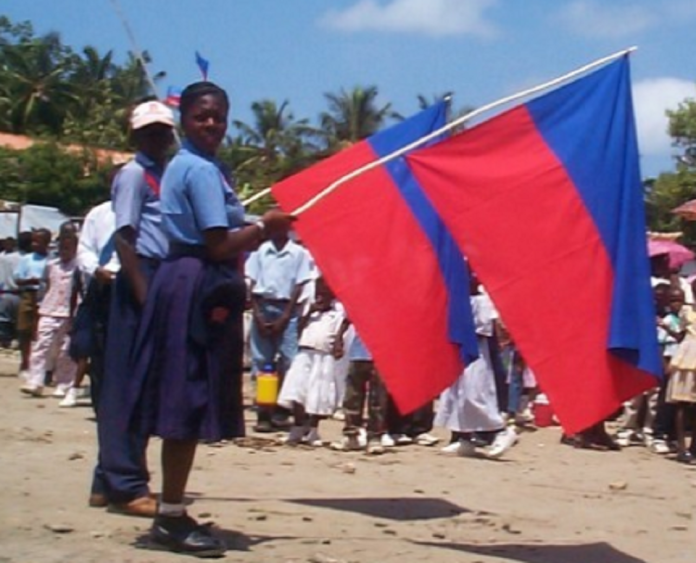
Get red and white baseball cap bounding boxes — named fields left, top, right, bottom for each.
left=130, top=101, right=175, bottom=130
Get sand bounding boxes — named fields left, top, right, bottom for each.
left=0, top=352, right=693, bottom=563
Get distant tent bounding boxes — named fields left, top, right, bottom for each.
left=0, top=201, right=70, bottom=238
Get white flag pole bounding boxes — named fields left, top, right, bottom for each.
left=109, top=0, right=182, bottom=146
left=290, top=46, right=637, bottom=217
left=241, top=187, right=272, bottom=207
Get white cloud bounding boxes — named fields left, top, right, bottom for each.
left=555, top=1, right=653, bottom=38
left=555, top=0, right=696, bottom=39
left=318, top=0, right=498, bottom=38
left=633, top=78, right=695, bottom=156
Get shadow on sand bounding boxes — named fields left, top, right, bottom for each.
left=133, top=527, right=295, bottom=555
left=285, top=496, right=471, bottom=521
left=409, top=540, right=648, bottom=563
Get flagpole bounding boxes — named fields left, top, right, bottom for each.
left=290, top=46, right=637, bottom=216
left=241, top=187, right=272, bottom=207
left=109, top=0, right=182, bottom=146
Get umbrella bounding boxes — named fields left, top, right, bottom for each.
left=647, top=239, right=695, bottom=268
left=672, top=199, right=696, bottom=221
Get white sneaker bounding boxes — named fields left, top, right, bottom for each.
left=441, top=441, right=462, bottom=454
left=332, top=409, right=346, bottom=421
left=650, top=439, right=670, bottom=455
left=394, top=434, right=413, bottom=445
left=58, top=387, right=80, bottom=407
left=59, top=387, right=79, bottom=408
left=642, top=431, right=654, bottom=449
left=415, top=433, right=440, bottom=447
left=514, top=407, right=535, bottom=425
left=486, top=427, right=518, bottom=459
left=357, top=428, right=368, bottom=448
left=283, top=426, right=307, bottom=445
left=330, top=435, right=363, bottom=451
left=615, top=429, right=634, bottom=448
left=366, top=440, right=385, bottom=455
left=304, top=428, right=324, bottom=447
left=380, top=433, right=396, bottom=448
left=457, top=440, right=478, bottom=457
left=52, top=384, right=70, bottom=398
left=20, top=383, right=43, bottom=397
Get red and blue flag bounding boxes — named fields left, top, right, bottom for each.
left=407, top=56, right=661, bottom=433
left=272, top=102, right=479, bottom=414
left=164, top=86, right=182, bottom=108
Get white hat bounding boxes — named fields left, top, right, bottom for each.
left=130, top=101, right=175, bottom=130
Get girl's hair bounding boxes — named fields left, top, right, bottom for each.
left=179, top=81, right=229, bottom=119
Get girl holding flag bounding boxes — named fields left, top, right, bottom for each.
left=126, top=82, right=293, bottom=557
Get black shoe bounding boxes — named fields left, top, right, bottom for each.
left=271, top=417, right=292, bottom=430
left=150, top=513, right=225, bottom=558
left=676, top=450, right=694, bottom=465
left=252, top=420, right=274, bottom=433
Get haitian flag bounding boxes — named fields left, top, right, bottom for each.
left=407, top=56, right=661, bottom=433
left=164, top=86, right=182, bottom=108
left=272, top=102, right=479, bottom=414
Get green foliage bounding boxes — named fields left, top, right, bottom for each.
left=0, top=16, right=161, bottom=146
left=647, top=93, right=696, bottom=247
left=668, top=97, right=696, bottom=157
left=320, top=86, right=399, bottom=148
left=0, top=143, right=111, bottom=216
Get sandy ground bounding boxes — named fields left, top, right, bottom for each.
left=0, top=351, right=694, bottom=563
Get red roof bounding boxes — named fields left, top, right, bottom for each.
left=0, top=132, right=132, bottom=165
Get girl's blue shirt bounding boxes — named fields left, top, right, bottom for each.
left=161, top=140, right=245, bottom=245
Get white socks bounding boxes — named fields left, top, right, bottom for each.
left=158, top=501, right=186, bottom=517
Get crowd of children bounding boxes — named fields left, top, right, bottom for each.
left=611, top=253, right=696, bottom=463
left=4, top=223, right=696, bottom=467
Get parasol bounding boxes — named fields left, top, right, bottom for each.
left=672, top=199, right=696, bottom=221
left=647, top=238, right=695, bottom=268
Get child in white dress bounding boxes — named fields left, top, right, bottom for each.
left=278, top=277, right=348, bottom=446
left=436, top=278, right=517, bottom=458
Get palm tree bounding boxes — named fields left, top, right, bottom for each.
left=320, top=86, right=399, bottom=150
left=232, top=99, right=320, bottom=178
left=233, top=100, right=317, bottom=162
left=68, top=46, right=115, bottom=112
left=1, top=32, right=78, bottom=134
left=61, top=46, right=128, bottom=147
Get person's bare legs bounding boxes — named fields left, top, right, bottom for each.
left=152, top=438, right=225, bottom=555
left=19, top=335, right=30, bottom=372
left=675, top=404, right=689, bottom=461
left=161, top=439, right=197, bottom=505
left=72, top=357, right=89, bottom=388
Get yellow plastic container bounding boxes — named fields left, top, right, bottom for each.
left=256, top=366, right=279, bottom=406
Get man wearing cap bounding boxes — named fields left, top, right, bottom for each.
left=90, top=100, right=175, bottom=517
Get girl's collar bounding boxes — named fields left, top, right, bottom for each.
left=182, top=139, right=218, bottom=162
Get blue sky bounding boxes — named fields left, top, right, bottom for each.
left=4, top=0, right=696, bottom=178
